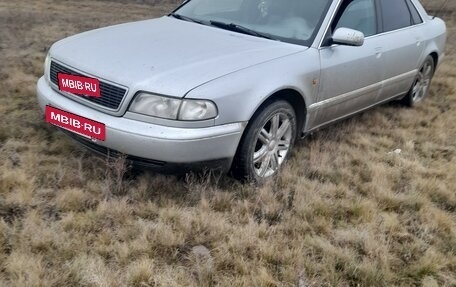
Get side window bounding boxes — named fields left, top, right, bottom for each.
left=406, top=0, right=423, bottom=25
left=334, top=0, right=377, bottom=37
left=380, top=0, right=413, bottom=32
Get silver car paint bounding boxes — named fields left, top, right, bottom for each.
left=49, top=17, right=305, bottom=117
left=38, top=0, right=446, bottom=166
left=186, top=0, right=446, bottom=132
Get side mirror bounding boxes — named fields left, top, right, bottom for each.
left=332, top=27, right=365, bottom=47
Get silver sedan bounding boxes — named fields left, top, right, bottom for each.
left=37, top=0, right=446, bottom=182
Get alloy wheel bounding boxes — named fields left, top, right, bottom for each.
left=253, top=112, right=292, bottom=178
left=412, top=60, right=433, bottom=103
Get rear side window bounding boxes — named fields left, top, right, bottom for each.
left=406, top=0, right=423, bottom=24
left=380, top=0, right=412, bottom=32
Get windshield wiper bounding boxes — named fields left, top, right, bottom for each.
left=169, top=13, right=205, bottom=25
left=209, top=20, right=275, bottom=40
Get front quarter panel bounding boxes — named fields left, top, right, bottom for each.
left=185, top=48, right=321, bottom=128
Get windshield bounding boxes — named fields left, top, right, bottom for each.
left=173, top=0, right=332, bottom=45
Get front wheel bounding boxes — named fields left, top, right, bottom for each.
left=232, top=100, right=297, bottom=182
left=402, top=55, right=435, bottom=107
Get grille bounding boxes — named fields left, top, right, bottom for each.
left=50, top=61, right=127, bottom=110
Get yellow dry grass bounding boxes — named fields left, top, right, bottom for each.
left=0, top=0, right=455, bottom=286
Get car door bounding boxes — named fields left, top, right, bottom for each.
left=314, top=0, right=384, bottom=128
left=377, top=0, right=425, bottom=100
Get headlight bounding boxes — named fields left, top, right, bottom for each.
left=44, top=51, right=51, bottom=82
left=129, top=93, right=218, bottom=121
left=129, top=93, right=181, bottom=119
left=179, top=99, right=217, bottom=121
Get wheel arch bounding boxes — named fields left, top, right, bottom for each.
left=249, top=88, right=307, bottom=135
left=429, top=51, right=439, bottom=67
left=231, top=89, right=307, bottom=179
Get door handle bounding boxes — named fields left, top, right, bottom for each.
left=375, top=47, right=383, bottom=58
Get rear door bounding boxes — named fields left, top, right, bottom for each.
left=314, top=0, right=385, bottom=127
left=376, top=0, right=425, bottom=100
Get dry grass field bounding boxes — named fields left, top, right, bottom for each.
left=0, top=0, right=455, bottom=286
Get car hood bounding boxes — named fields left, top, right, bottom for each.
left=50, top=16, right=306, bottom=98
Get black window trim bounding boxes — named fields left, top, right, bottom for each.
left=374, top=0, right=383, bottom=34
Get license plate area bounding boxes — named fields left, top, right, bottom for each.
left=45, top=105, right=106, bottom=141
left=57, top=73, right=101, bottom=98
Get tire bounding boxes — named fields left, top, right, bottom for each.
left=232, top=100, right=298, bottom=182
left=401, top=55, right=435, bottom=107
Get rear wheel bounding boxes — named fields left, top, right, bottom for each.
left=402, top=55, right=435, bottom=107
left=232, top=100, right=297, bottom=182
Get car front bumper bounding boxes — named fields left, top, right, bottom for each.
left=37, top=76, right=246, bottom=172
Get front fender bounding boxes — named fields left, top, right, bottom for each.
left=185, top=48, right=321, bottom=126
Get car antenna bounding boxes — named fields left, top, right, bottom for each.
left=433, top=0, right=449, bottom=19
